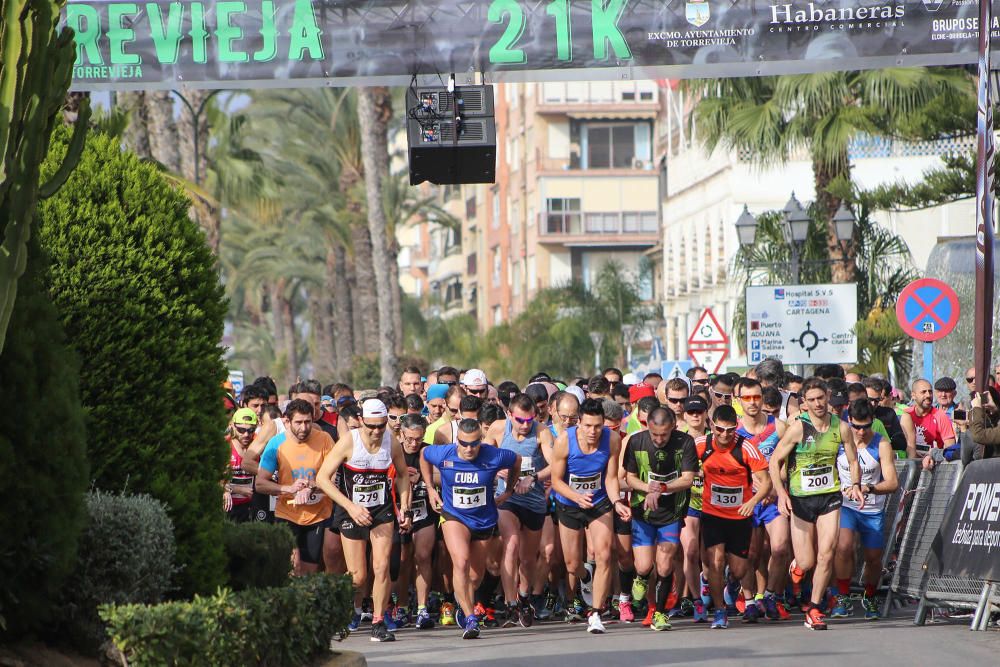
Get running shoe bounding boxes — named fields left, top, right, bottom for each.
left=383, top=613, right=398, bottom=632
left=483, top=606, right=499, bottom=628
left=586, top=610, right=606, bottom=634
left=536, top=593, right=554, bottom=620
left=428, top=591, right=442, bottom=616
left=804, top=607, right=828, bottom=630
left=440, top=602, right=456, bottom=626
left=700, top=573, right=711, bottom=607
left=456, top=606, right=467, bottom=628
left=503, top=602, right=521, bottom=628
left=567, top=597, right=586, bottom=622
left=393, top=605, right=409, bottom=628
left=724, top=580, right=740, bottom=609
left=416, top=607, right=435, bottom=630
left=680, top=598, right=695, bottom=617
left=693, top=599, right=708, bottom=623
left=831, top=594, right=852, bottom=618
left=631, top=575, right=648, bottom=602
left=667, top=605, right=683, bottom=619
left=618, top=600, right=635, bottom=623
left=348, top=612, right=362, bottom=632
left=370, top=621, right=395, bottom=642
left=651, top=611, right=672, bottom=631
left=742, top=601, right=760, bottom=624
left=642, top=605, right=654, bottom=626
left=462, top=614, right=481, bottom=640
left=711, top=609, right=729, bottom=629
left=862, top=595, right=880, bottom=621
left=581, top=562, right=595, bottom=607
left=666, top=589, right=679, bottom=613
left=763, top=594, right=781, bottom=621
left=519, top=600, right=534, bottom=628
left=360, top=599, right=374, bottom=624
left=776, top=598, right=792, bottom=621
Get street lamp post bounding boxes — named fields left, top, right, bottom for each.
left=622, top=324, right=638, bottom=371
left=589, top=331, right=604, bottom=374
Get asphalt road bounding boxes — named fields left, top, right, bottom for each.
left=349, top=612, right=1000, bottom=666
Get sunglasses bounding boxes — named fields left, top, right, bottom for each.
left=685, top=409, right=706, bottom=416
left=713, top=392, right=733, bottom=400
left=513, top=415, right=534, bottom=425
left=442, top=381, right=457, bottom=386
left=336, top=396, right=357, bottom=406
left=558, top=414, right=579, bottom=424
left=233, top=425, right=255, bottom=435
left=448, top=407, right=460, bottom=414
left=457, top=439, right=481, bottom=448
left=364, top=421, right=387, bottom=430
left=849, top=422, right=873, bottom=431
left=387, top=414, right=401, bottom=422
left=740, top=394, right=762, bottom=403
left=714, top=425, right=738, bottom=434
left=692, top=378, right=710, bottom=386
left=666, top=397, right=686, bottom=404
left=466, top=387, right=488, bottom=396
left=967, top=377, right=976, bottom=383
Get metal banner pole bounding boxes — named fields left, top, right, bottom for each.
left=975, top=0, right=997, bottom=397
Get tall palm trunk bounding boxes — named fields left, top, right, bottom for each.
left=329, top=244, right=355, bottom=377
left=175, top=90, right=220, bottom=253
left=145, top=91, right=182, bottom=173
left=269, top=281, right=287, bottom=376
left=351, top=221, right=379, bottom=356
left=812, top=152, right=856, bottom=284
left=358, top=86, right=398, bottom=384
left=279, top=291, right=298, bottom=386
left=118, top=91, right=152, bottom=158
left=309, top=292, right=335, bottom=380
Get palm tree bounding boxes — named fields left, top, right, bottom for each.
left=690, top=69, right=971, bottom=283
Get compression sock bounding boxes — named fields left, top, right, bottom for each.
left=837, top=578, right=851, bottom=595
left=619, top=567, right=636, bottom=599
left=475, top=572, right=500, bottom=605
left=655, top=573, right=673, bottom=612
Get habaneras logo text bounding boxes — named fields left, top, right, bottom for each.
left=769, top=2, right=905, bottom=24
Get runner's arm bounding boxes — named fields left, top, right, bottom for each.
left=315, top=438, right=355, bottom=510
left=419, top=448, right=443, bottom=511
left=534, top=427, right=554, bottom=481
left=747, top=469, right=772, bottom=506
left=874, top=438, right=899, bottom=495
left=483, top=420, right=504, bottom=447
left=547, top=431, right=577, bottom=501
left=899, top=412, right=917, bottom=459
left=786, top=394, right=801, bottom=419
left=769, top=421, right=802, bottom=503
left=496, top=454, right=522, bottom=504
left=841, top=421, right=866, bottom=508
left=242, top=416, right=278, bottom=474
left=605, top=430, right=625, bottom=504
left=390, top=436, right=411, bottom=515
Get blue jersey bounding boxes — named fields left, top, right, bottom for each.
left=737, top=416, right=780, bottom=461
left=553, top=426, right=611, bottom=506
left=423, top=444, right=518, bottom=531
left=498, top=420, right=548, bottom=514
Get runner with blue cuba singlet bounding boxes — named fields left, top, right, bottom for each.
left=831, top=398, right=898, bottom=620
left=736, top=377, right=790, bottom=623
left=771, top=378, right=865, bottom=631
left=622, top=407, right=697, bottom=632
left=550, top=398, right=631, bottom=635
left=421, top=419, right=520, bottom=640
left=484, top=393, right=554, bottom=628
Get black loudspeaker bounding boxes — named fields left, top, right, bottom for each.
left=407, top=85, right=496, bottom=186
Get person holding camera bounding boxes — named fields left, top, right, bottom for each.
left=969, top=385, right=1000, bottom=460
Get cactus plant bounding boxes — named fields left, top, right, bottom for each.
left=0, top=0, right=90, bottom=354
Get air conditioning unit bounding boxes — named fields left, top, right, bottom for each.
left=632, top=159, right=645, bottom=169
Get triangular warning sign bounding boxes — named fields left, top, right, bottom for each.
left=688, top=308, right=729, bottom=346
left=689, top=346, right=729, bottom=374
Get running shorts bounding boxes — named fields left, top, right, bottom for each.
left=840, top=506, right=885, bottom=549
left=614, top=511, right=632, bottom=536
left=441, top=511, right=499, bottom=541
left=631, top=517, right=682, bottom=547
left=278, top=518, right=326, bottom=565
left=700, top=513, right=753, bottom=559
left=334, top=504, right=397, bottom=541
left=500, top=502, right=546, bottom=532
left=554, top=498, right=614, bottom=531
left=752, top=501, right=781, bottom=528
left=790, top=492, right=842, bottom=523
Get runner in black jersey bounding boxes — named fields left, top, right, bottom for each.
left=396, top=414, right=438, bottom=630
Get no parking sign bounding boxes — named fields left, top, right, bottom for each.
left=895, top=279, right=960, bottom=343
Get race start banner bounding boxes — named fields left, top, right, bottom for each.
left=929, top=458, right=1000, bottom=582
left=65, top=0, right=1000, bottom=91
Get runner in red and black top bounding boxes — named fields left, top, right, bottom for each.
left=695, top=405, right=772, bottom=630
left=225, top=408, right=258, bottom=522
left=318, top=399, right=412, bottom=643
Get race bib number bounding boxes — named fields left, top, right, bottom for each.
left=648, top=470, right=678, bottom=495
left=802, top=465, right=835, bottom=492
left=569, top=472, right=601, bottom=493
left=453, top=486, right=487, bottom=508
left=352, top=482, right=385, bottom=507
left=519, top=457, right=536, bottom=478
left=411, top=499, right=429, bottom=522
left=710, top=484, right=744, bottom=508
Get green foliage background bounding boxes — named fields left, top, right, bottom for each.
left=0, top=237, right=89, bottom=637
left=35, top=128, right=230, bottom=596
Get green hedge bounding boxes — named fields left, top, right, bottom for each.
left=223, top=520, right=294, bottom=591
left=61, top=491, right=178, bottom=651
left=0, top=237, right=88, bottom=638
left=100, top=574, right=353, bottom=667
left=37, top=127, right=230, bottom=596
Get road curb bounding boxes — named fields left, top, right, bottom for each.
left=319, top=650, right=367, bottom=667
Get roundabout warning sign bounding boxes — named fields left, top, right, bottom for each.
left=745, top=284, right=858, bottom=366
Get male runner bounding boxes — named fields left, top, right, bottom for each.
left=770, top=378, right=864, bottom=630
left=679, top=396, right=710, bottom=623
left=623, top=407, right=697, bottom=631
left=224, top=408, right=258, bottom=522
left=831, top=399, right=898, bottom=620
left=696, top=405, right=772, bottom=629
left=399, top=366, right=424, bottom=397
left=255, top=399, right=335, bottom=577
left=906, top=379, right=957, bottom=466
left=317, top=399, right=411, bottom=643
left=485, top=393, right=554, bottom=627
left=736, top=378, right=790, bottom=622
left=664, top=378, right=691, bottom=419
left=550, top=399, right=632, bottom=634
left=421, top=419, right=520, bottom=639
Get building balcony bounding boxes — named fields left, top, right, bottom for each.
left=535, top=82, right=659, bottom=115
left=539, top=211, right=660, bottom=247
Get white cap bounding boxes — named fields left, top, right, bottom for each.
left=622, top=372, right=640, bottom=385
left=361, top=399, right=388, bottom=419
left=462, top=368, right=488, bottom=387
left=565, top=386, right=586, bottom=404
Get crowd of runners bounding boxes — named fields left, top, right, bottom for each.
left=221, top=359, right=1000, bottom=642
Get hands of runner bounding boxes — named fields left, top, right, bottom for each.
left=293, top=487, right=313, bottom=506
left=514, top=475, right=534, bottom=495
left=847, top=485, right=866, bottom=509
left=348, top=502, right=373, bottom=526
left=921, top=455, right=936, bottom=471
left=574, top=491, right=595, bottom=509
left=223, top=490, right=233, bottom=512
left=643, top=489, right=660, bottom=511
left=398, top=512, right=413, bottom=533
left=614, top=500, right=632, bottom=521
left=737, top=500, right=755, bottom=517
left=282, top=478, right=310, bottom=495
left=777, top=492, right=792, bottom=517
left=428, top=488, right=444, bottom=513
left=407, top=466, right=421, bottom=485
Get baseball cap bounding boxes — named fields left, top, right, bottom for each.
left=427, top=383, right=449, bottom=401
left=934, top=377, right=957, bottom=392
left=629, top=382, right=656, bottom=403
left=462, top=368, right=488, bottom=387
left=565, top=385, right=586, bottom=404
left=829, top=388, right=849, bottom=408
left=684, top=397, right=708, bottom=413
left=232, top=407, right=259, bottom=425
left=622, top=372, right=640, bottom=386
left=525, top=383, right=549, bottom=403
left=362, top=399, right=388, bottom=419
